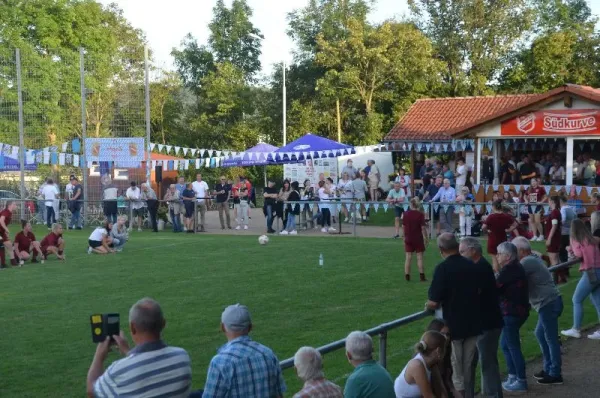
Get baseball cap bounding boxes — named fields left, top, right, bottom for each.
left=221, top=304, right=251, bottom=332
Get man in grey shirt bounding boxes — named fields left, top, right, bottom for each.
left=512, top=237, right=564, bottom=386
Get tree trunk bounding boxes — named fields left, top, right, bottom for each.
left=336, top=98, right=342, bottom=143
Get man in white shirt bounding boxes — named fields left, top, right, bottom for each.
left=455, top=158, right=467, bottom=193
left=41, top=179, right=60, bottom=229
left=64, top=174, right=75, bottom=200
left=192, top=173, right=210, bottom=232
left=126, top=181, right=144, bottom=232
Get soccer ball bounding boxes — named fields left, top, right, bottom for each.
left=258, top=235, right=269, bottom=245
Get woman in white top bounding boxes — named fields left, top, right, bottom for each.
left=395, top=169, right=412, bottom=197
left=455, top=158, right=467, bottom=193
left=87, top=221, right=115, bottom=254
left=395, top=331, right=447, bottom=398
left=317, top=181, right=335, bottom=233
left=337, top=172, right=354, bottom=222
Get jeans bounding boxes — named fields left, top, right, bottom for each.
left=265, top=204, right=274, bottom=231
left=146, top=199, right=158, bottom=232
left=500, top=315, right=528, bottom=380
left=476, top=328, right=503, bottom=398
left=286, top=213, right=296, bottom=231
left=170, top=209, right=182, bottom=232
left=572, top=269, right=600, bottom=328
left=536, top=296, right=563, bottom=377
left=70, top=207, right=81, bottom=229
left=104, top=201, right=118, bottom=224
left=320, top=208, right=331, bottom=227
left=112, top=237, right=126, bottom=249
left=451, top=335, right=479, bottom=396
left=236, top=201, right=249, bottom=226
left=46, top=205, right=56, bottom=228
left=216, top=202, right=231, bottom=228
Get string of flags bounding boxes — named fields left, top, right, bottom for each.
left=470, top=184, right=594, bottom=196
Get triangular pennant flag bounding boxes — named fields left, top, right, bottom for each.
left=592, top=143, right=596, bottom=151
left=216, top=151, right=222, bottom=157
left=173, top=160, right=179, bottom=170
left=579, top=143, right=585, bottom=151
left=355, top=203, right=361, bottom=211
left=150, top=143, right=156, bottom=151
left=373, top=203, right=380, bottom=212
left=586, top=186, right=593, bottom=196
left=543, top=204, right=550, bottom=215
left=195, top=159, right=201, bottom=168
left=403, top=204, right=409, bottom=211
left=442, top=204, right=449, bottom=213
left=492, top=185, right=499, bottom=191
left=73, top=154, right=79, bottom=166
left=486, top=204, right=492, bottom=214
left=514, top=185, right=521, bottom=193
left=383, top=203, right=389, bottom=212
left=58, top=153, right=66, bottom=165
left=564, top=185, right=570, bottom=194
left=165, top=145, right=172, bottom=154
left=576, top=185, right=583, bottom=196
left=205, top=158, right=210, bottom=167
left=157, top=144, right=164, bottom=152
left=174, top=146, right=181, bottom=154
left=544, top=185, right=551, bottom=194
left=503, top=185, right=509, bottom=192
left=433, top=203, right=440, bottom=212
left=309, top=203, right=314, bottom=211
left=472, top=185, right=480, bottom=194
left=474, top=204, right=482, bottom=213
left=72, top=138, right=81, bottom=153
left=50, top=152, right=58, bottom=165
left=183, top=148, right=189, bottom=156
left=337, top=204, right=342, bottom=213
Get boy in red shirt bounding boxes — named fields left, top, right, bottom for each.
left=40, top=224, right=65, bottom=261
left=483, top=200, right=519, bottom=272
left=402, top=198, right=428, bottom=282
left=0, top=201, right=18, bottom=267
left=14, top=220, right=44, bottom=265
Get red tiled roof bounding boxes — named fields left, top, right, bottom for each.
left=144, top=153, right=185, bottom=161
left=385, top=84, right=600, bottom=141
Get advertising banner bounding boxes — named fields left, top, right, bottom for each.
left=284, top=159, right=338, bottom=187
left=501, top=110, right=599, bottom=136
left=85, top=138, right=145, bottom=162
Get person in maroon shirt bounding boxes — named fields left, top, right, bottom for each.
left=483, top=201, right=519, bottom=273
left=525, top=178, right=547, bottom=241
left=402, top=198, right=429, bottom=282
left=14, top=220, right=44, bottom=265
left=0, top=201, right=18, bottom=267
left=40, top=224, right=65, bottom=261
left=545, top=195, right=566, bottom=283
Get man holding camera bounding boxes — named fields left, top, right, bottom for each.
left=87, top=298, right=191, bottom=398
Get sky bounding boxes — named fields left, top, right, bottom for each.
left=99, top=0, right=410, bottom=74
left=100, top=0, right=600, bottom=75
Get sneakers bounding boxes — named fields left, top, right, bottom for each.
left=137, top=228, right=142, bottom=232
left=393, top=234, right=400, bottom=239
left=328, top=227, right=337, bottom=232
left=87, top=247, right=93, bottom=255
left=344, top=217, right=350, bottom=223
left=289, top=230, right=297, bottom=235
left=587, top=330, right=600, bottom=340
left=502, top=375, right=517, bottom=390
left=537, top=375, right=563, bottom=385
left=561, top=328, right=581, bottom=338
left=280, top=230, right=289, bottom=235
left=529, top=235, right=538, bottom=242
left=533, top=370, right=547, bottom=380
left=405, top=274, right=410, bottom=281
left=503, top=378, right=527, bottom=392
left=243, top=225, right=248, bottom=230
left=321, top=228, right=328, bottom=233
left=235, top=226, right=241, bottom=230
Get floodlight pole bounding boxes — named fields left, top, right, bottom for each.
left=79, top=48, right=88, bottom=221
left=144, top=46, right=151, bottom=186
left=282, top=60, right=287, bottom=146
left=16, top=49, right=26, bottom=218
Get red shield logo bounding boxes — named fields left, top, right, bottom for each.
left=517, top=113, right=535, bottom=134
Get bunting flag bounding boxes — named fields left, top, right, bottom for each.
left=492, top=185, right=499, bottom=191
left=474, top=204, right=482, bottom=214
left=373, top=203, right=380, bottom=212
left=382, top=203, right=389, bottom=212
left=576, top=186, right=583, bottom=196
left=543, top=204, right=550, bottom=215
left=309, top=203, right=315, bottom=211
left=586, top=186, right=594, bottom=196
left=337, top=204, right=342, bottom=213
left=150, top=143, right=156, bottom=151
left=174, top=146, right=181, bottom=154
left=486, top=204, right=492, bottom=214
left=472, top=185, right=480, bottom=194
left=423, top=204, right=430, bottom=214
left=72, top=138, right=81, bottom=153
left=403, top=203, right=409, bottom=211
left=433, top=203, right=440, bottom=212
left=544, top=185, right=551, bottom=194
left=503, top=185, right=510, bottom=192
left=442, top=204, right=449, bottom=214
left=514, top=185, right=521, bottom=193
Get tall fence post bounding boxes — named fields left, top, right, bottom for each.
left=144, top=46, right=151, bottom=186
left=378, top=331, right=387, bottom=369
left=79, top=48, right=88, bottom=226
left=16, top=49, right=26, bottom=219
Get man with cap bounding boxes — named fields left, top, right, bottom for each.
left=202, top=304, right=286, bottom=397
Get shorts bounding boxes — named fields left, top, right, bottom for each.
left=405, top=241, right=425, bottom=253
left=132, top=208, right=145, bottom=218
left=184, top=202, right=195, bottom=218
left=528, top=205, right=542, bottom=214
left=394, top=206, right=404, bottom=218
left=89, top=239, right=103, bottom=248
left=0, top=231, right=8, bottom=243
left=547, top=239, right=560, bottom=253
left=369, top=180, right=379, bottom=190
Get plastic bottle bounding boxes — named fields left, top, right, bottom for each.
left=319, top=253, right=324, bottom=267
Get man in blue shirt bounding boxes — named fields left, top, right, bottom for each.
left=201, top=304, right=286, bottom=398
left=175, top=176, right=187, bottom=231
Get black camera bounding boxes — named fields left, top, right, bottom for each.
left=90, top=313, right=120, bottom=343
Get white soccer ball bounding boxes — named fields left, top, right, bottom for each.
left=258, top=235, right=269, bottom=245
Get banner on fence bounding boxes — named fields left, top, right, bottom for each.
left=85, top=138, right=145, bottom=162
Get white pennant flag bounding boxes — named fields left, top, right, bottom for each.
left=472, top=185, right=480, bottom=194
left=216, top=151, right=222, bottom=157
left=157, top=144, right=164, bottom=152
left=585, top=186, right=593, bottom=196
left=205, top=158, right=210, bottom=167
left=184, top=160, right=190, bottom=170
left=73, top=155, right=79, bottom=167
left=61, top=142, right=68, bottom=152
left=174, top=146, right=181, bottom=154
left=383, top=203, right=389, bottom=212
left=373, top=203, right=380, bottom=212
left=174, top=160, right=179, bottom=170
left=200, top=149, right=206, bottom=157
left=151, top=160, right=157, bottom=169
left=43, top=152, right=50, bottom=164
left=514, top=185, right=521, bottom=193
left=150, top=143, right=156, bottom=151
left=183, top=148, right=189, bottom=156
left=165, top=145, right=172, bottom=154
left=576, top=186, right=583, bottom=196
left=195, top=159, right=201, bottom=168
left=503, top=185, right=510, bottom=192
left=59, top=153, right=66, bottom=165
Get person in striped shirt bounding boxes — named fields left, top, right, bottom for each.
left=86, top=298, right=191, bottom=398
left=293, top=346, right=342, bottom=398
left=201, top=304, right=286, bottom=398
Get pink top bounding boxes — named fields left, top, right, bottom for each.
left=569, top=239, right=600, bottom=271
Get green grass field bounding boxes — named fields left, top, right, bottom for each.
left=0, top=229, right=591, bottom=397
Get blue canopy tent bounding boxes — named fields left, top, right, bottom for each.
left=0, top=154, right=37, bottom=172
left=221, top=143, right=278, bottom=168
left=269, top=133, right=354, bottom=164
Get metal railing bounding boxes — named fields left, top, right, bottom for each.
left=278, top=258, right=581, bottom=371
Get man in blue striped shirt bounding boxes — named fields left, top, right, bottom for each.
left=202, top=304, right=286, bottom=397
left=86, top=298, right=192, bottom=397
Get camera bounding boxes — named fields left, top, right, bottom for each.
left=90, top=313, right=120, bottom=343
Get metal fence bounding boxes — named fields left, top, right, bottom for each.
left=278, top=258, right=581, bottom=371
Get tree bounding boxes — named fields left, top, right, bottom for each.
left=408, top=0, right=533, bottom=96
left=171, top=34, right=215, bottom=95
left=150, top=71, right=183, bottom=144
